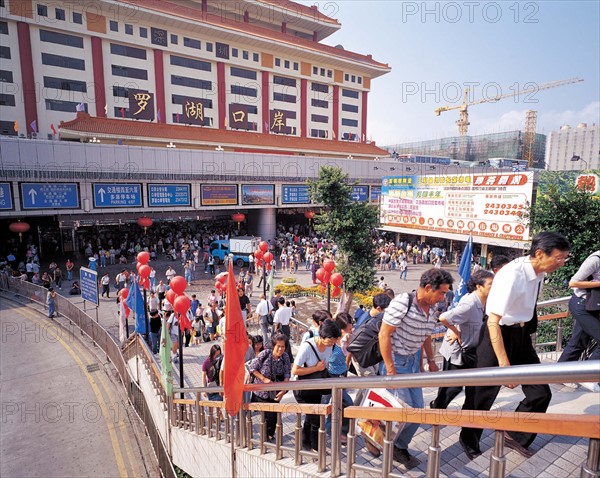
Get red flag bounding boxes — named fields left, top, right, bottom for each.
left=223, top=262, right=246, bottom=416
left=51, top=124, right=57, bottom=135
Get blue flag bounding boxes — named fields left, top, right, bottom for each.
left=452, top=235, right=473, bottom=308
left=125, top=280, right=147, bottom=334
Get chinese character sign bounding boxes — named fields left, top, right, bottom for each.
left=183, top=101, right=204, bottom=125
left=128, top=91, right=155, bottom=121
left=576, top=173, right=599, bottom=195
left=229, top=105, right=249, bottom=130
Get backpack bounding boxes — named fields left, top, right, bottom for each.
left=347, top=293, right=414, bottom=368
left=209, top=355, right=224, bottom=386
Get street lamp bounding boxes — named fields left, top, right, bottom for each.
left=570, top=155, right=588, bottom=170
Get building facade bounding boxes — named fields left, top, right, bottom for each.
left=0, top=0, right=390, bottom=157
left=545, top=123, right=600, bottom=171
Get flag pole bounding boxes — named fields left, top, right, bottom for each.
left=143, top=287, right=149, bottom=344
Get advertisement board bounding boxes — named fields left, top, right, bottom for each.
left=201, top=185, right=238, bottom=206
left=21, top=183, right=79, bottom=210
left=241, top=185, right=275, bottom=205
left=282, top=185, right=310, bottom=204
left=380, top=172, right=534, bottom=243
left=148, top=184, right=191, bottom=207
left=93, top=183, right=142, bottom=208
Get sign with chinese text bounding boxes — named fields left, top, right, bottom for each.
left=380, top=172, right=534, bottom=244
left=93, top=183, right=142, bottom=208
left=80, top=267, right=99, bottom=306
left=242, top=185, right=274, bottom=205
left=229, top=104, right=250, bottom=130
left=0, top=183, right=13, bottom=210
left=216, top=42, right=229, bottom=59
left=575, top=173, right=599, bottom=195
left=269, top=109, right=295, bottom=134
left=183, top=99, right=205, bottom=125
left=201, top=185, right=238, bottom=206
left=151, top=27, right=167, bottom=47
left=370, top=186, right=381, bottom=203
left=21, top=183, right=79, bottom=210
left=128, top=90, right=155, bottom=121
left=148, top=184, right=191, bottom=207
left=282, top=185, right=310, bottom=204
left=351, top=186, right=369, bottom=202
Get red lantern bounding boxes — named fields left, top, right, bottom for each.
left=231, top=212, right=245, bottom=231
left=315, top=268, right=326, bottom=282
left=259, top=241, right=269, bottom=253
left=137, top=216, right=153, bottom=233
left=9, top=221, right=30, bottom=242
left=304, top=210, right=315, bottom=220
left=136, top=262, right=142, bottom=272
left=331, top=286, right=342, bottom=298
left=120, top=288, right=129, bottom=299
left=169, top=276, right=187, bottom=295
left=263, top=251, right=273, bottom=264
left=138, top=264, right=151, bottom=279
left=174, top=295, right=191, bottom=316
left=323, top=259, right=336, bottom=273
left=137, top=251, right=150, bottom=265
left=166, top=288, right=177, bottom=305
left=216, top=272, right=228, bottom=284
left=322, top=271, right=331, bottom=284
left=254, top=249, right=263, bottom=261
left=330, top=272, right=344, bottom=288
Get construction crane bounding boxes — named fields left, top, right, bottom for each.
left=435, top=77, right=584, bottom=136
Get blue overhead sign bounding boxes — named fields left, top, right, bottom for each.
left=21, top=183, right=79, bottom=210
left=351, top=185, right=369, bottom=202
left=0, top=183, right=13, bottom=210
left=282, top=185, right=310, bottom=204
left=370, top=186, right=382, bottom=203
left=148, top=184, right=191, bottom=207
left=80, top=267, right=99, bottom=306
left=93, top=183, right=142, bottom=208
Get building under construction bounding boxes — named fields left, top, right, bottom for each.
left=385, top=130, right=547, bottom=167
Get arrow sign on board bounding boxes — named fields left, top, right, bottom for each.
left=98, top=188, right=105, bottom=202
left=28, top=188, right=37, bottom=205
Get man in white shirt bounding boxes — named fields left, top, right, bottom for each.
left=255, top=294, right=273, bottom=340
left=147, top=291, right=160, bottom=313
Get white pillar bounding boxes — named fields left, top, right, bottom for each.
left=249, top=208, right=276, bottom=241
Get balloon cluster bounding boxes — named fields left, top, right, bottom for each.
left=136, top=251, right=151, bottom=290
left=253, top=240, right=273, bottom=273
left=214, top=271, right=229, bottom=295
left=315, top=258, right=343, bottom=297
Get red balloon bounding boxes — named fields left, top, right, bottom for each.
left=166, top=288, right=177, bottom=305
left=315, top=268, right=325, bottom=281
left=330, top=272, right=343, bottom=288
left=254, top=250, right=263, bottom=261
left=120, top=288, right=129, bottom=299
left=322, top=271, right=331, bottom=284
left=137, top=251, right=150, bottom=265
left=215, top=282, right=223, bottom=291
left=332, top=286, right=342, bottom=298
left=263, top=252, right=273, bottom=263
left=140, top=277, right=150, bottom=290
left=259, top=241, right=269, bottom=253
left=139, top=264, right=151, bottom=279
left=265, top=263, right=272, bottom=272
left=169, top=276, right=187, bottom=295
left=136, top=262, right=142, bottom=272
left=216, top=272, right=228, bottom=284
left=123, top=303, right=130, bottom=318
left=323, top=259, right=336, bottom=272
left=174, top=295, right=191, bottom=316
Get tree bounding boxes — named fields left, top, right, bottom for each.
left=309, top=166, right=379, bottom=311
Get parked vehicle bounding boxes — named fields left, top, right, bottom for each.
left=209, top=236, right=261, bottom=267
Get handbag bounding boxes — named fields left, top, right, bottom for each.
left=585, top=287, right=600, bottom=313
left=293, top=341, right=331, bottom=402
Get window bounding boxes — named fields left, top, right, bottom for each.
left=0, top=70, right=13, bottom=82
left=0, top=21, right=7, bottom=35
left=112, top=86, right=129, bottom=98
left=171, top=34, right=178, bottom=45
left=311, top=129, right=327, bottom=138
left=232, top=48, right=238, bottom=58
left=230, top=103, right=258, bottom=115
left=0, top=94, right=16, bottom=106
left=55, top=8, right=65, bottom=20
left=342, top=89, right=359, bottom=99
left=293, top=62, right=298, bottom=71
left=275, top=58, right=281, bottom=67
left=327, top=70, right=332, bottom=78
left=311, top=82, right=328, bottom=93
left=183, top=37, right=200, bottom=49
left=37, top=4, right=48, bottom=17
left=344, top=73, right=349, bottom=81
left=72, top=12, right=82, bottom=24
left=242, top=50, right=249, bottom=60
left=311, top=99, right=328, bottom=108
left=273, top=92, right=296, bottom=103
left=273, top=75, right=296, bottom=87
left=342, top=103, right=359, bottom=113
left=351, top=75, right=356, bottom=83
left=320, top=68, right=325, bottom=76
left=230, top=67, right=256, bottom=80
left=312, top=66, right=318, bottom=75
left=46, top=99, right=85, bottom=112
left=172, top=95, right=213, bottom=109
left=253, top=53, right=259, bottom=62
left=110, top=43, right=147, bottom=60
left=0, top=46, right=10, bottom=59
left=342, top=118, right=358, bottom=127
left=171, top=75, right=212, bottom=90
left=125, top=24, right=133, bottom=35
left=43, top=76, right=87, bottom=92
left=112, top=65, right=148, bottom=80
left=42, top=53, right=85, bottom=70
left=40, top=29, right=83, bottom=48
left=206, top=42, right=213, bottom=52
left=358, top=77, right=362, bottom=84
left=109, top=21, right=118, bottom=32
left=114, top=106, right=129, bottom=117
left=284, top=60, right=289, bottom=69
left=170, top=55, right=211, bottom=72
left=231, top=84, right=257, bottom=97
left=311, top=114, right=328, bottom=123
left=139, top=27, right=147, bottom=38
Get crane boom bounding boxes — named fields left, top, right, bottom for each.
left=434, top=77, right=584, bottom=135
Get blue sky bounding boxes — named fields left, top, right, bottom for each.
left=300, top=1, right=600, bottom=146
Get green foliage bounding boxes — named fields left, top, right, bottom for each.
left=308, top=166, right=379, bottom=292
left=529, top=171, right=600, bottom=286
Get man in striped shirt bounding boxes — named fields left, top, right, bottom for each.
left=379, top=268, right=454, bottom=469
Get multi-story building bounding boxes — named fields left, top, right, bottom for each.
left=545, top=123, right=600, bottom=171
left=0, top=0, right=390, bottom=158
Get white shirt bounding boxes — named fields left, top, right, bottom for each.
left=255, top=299, right=273, bottom=317
left=485, top=257, right=543, bottom=326
left=274, top=306, right=293, bottom=326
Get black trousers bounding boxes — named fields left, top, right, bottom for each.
left=460, top=323, right=552, bottom=449
left=251, top=393, right=277, bottom=437
left=431, top=346, right=477, bottom=410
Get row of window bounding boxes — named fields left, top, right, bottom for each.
left=275, top=58, right=299, bottom=71
left=344, top=73, right=363, bottom=85
left=36, top=4, right=82, bottom=24
left=312, top=66, right=333, bottom=78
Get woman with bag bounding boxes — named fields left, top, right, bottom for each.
left=292, top=319, right=341, bottom=452
left=559, top=250, right=600, bottom=366
left=248, top=333, right=292, bottom=440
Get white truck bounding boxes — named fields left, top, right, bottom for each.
left=209, top=236, right=261, bottom=267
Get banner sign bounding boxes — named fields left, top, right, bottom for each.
left=370, top=186, right=382, bottom=203
left=201, top=185, right=238, bottom=206
left=80, top=267, right=99, bottom=306
left=351, top=185, right=369, bottom=202
left=21, top=183, right=79, bottom=210
left=128, top=90, right=155, bottom=121
left=242, top=184, right=275, bottom=205
left=380, top=172, right=534, bottom=242
left=148, top=184, right=191, bottom=207
left=0, top=183, right=14, bottom=210
left=93, top=183, right=142, bottom=208
left=282, top=185, right=310, bottom=204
